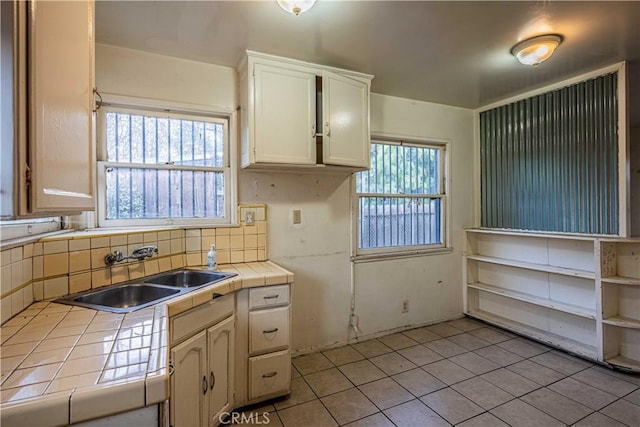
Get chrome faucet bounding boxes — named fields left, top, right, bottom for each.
left=104, top=245, right=158, bottom=266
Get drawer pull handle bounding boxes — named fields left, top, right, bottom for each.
left=264, top=295, right=279, bottom=300
left=210, top=371, right=216, bottom=390
left=262, top=371, right=278, bottom=378
left=203, top=375, right=208, bottom=395
left=263, top=328, right=279, bottom=334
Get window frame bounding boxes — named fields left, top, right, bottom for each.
left=353, top=137, right=448, bottom=259
left=0, top=217, right=63, bottom=243
left=96, top=103, right=237, bottom=228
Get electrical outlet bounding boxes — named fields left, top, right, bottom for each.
left=240, top=207, right=257, bottom=225
left=402, top=300, right=409, bottom=313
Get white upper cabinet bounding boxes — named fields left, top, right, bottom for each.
left=253, top=63, right=316, bottom=165
left=19, top=0, right=95, bottom=214
left=322, top=70, right=370, bottom=168
left=240, top=51, right=372, bottom=171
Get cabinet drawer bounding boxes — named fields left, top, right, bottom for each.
left=171, top=293, right=234, bottom=345
left=249, top=350, right=291, bottom=400
left=249, top=306, right=290, bottom=355
left=249, top=285, right=289, bottom=309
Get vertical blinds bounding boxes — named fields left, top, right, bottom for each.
left=480, top=72, right=618, bottom=235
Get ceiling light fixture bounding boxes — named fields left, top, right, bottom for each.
left=276, top=0, right=317, bottom=16
left=511, top=34, right=563, bottom=66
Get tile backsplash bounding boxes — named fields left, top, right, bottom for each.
left=0, top=205, right=267, bottom=324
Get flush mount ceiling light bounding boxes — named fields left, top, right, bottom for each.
left=276, top=0, right=317, bottom=15
left=511, top=34, right=563, bottom=66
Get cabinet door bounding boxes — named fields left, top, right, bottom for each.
left=207, top=315, right=235, bottom=426
left=27, top=0, right=95, bottom=213
left=322, top=70, right=370, bottom=168
left=170, top=331, right=208, bottom=427
left=253, top=63, right=316, bottom=165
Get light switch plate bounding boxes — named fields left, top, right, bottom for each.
left=292, top=209, right=302, bottom=224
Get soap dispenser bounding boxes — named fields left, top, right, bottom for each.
left=207, top=244, right=217, bottom=271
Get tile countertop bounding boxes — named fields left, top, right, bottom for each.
left=0, top=261, right=293, bottom=426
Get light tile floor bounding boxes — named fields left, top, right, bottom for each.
left=233, top=317, right=640, bottom=426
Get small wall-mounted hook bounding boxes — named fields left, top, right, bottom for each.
left=93, top=88, right=103, bottom=113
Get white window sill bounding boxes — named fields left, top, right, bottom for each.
left=37, top=223, right=244, bottom=242
left=352, top=247, right=453, bottom=263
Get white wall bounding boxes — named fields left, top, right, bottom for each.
left=95, top=44, right=475, bottom=352
left=353, top=95, right=474, bottom=340
left=239, top=172, right=354, bottom=351
left=96, top=44, right=237, bottom=111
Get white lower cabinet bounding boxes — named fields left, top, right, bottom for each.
left=208, top=316, right=235, bottom=423
left=249, top=306, right=290, bottom=355
left=248, top=350, right=291, bottom=401
left=170, top=283, right=294, bottom=425
left=170, top=296, right=235, bottom=427
left=235, top=284, right=292, bottom=407
left=170, top=331, right=208, bottom=427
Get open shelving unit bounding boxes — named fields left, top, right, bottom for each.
left=463, top=229, right=640, bottom=371
left=600, top=239, right=640, bottom=371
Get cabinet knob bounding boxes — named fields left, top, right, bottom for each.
left=262, top=371, right=278, bottom=378
left=263, top=328, right=279, bottom=334
left=203, top=375, right=208, bottom=395
left=325, top=122, right=331, bottom=137
left=210, top=371, right=216, bottom=391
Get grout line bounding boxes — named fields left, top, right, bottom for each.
left=283, top=321, right=639, bottom=427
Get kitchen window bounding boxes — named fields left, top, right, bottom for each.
left=355, top=139, right=446, bottom=256
left=97, top=106, right=236, bottom=227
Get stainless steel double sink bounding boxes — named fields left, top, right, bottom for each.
left=54, top=270, right=236, bottom=313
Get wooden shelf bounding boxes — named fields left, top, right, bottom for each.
left=467, top=309, right=598, bottom=360
left=606, top=355, right=640, bottom=371
left=466, top=254, right=595, bottom=279
left=602, top=316, right=640, bottom=329
left=468, top=282, right=596, bottom=319
left=465, top=228, right=598, bottom=241
left=601, top=276, right=640, bottom=286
